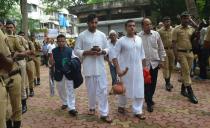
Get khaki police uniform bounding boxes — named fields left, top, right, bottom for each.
left=5, top=34, right=23, bottom=121
left=26, top=41, right=35, bottom=91
left=158, top=27, right=175, bottom=81
left=0, top=30, right=11, bottom=128
left=33, top=40, right=41, bottom=82
left=17, top=36, right=28, bottom=100
left=172, top=25, right=194, bottom=86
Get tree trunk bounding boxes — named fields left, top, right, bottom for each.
left=20, top=0, right=28, bottom=39
left=185, top=0, right=200, bottom=23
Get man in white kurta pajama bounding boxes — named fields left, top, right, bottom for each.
left=112, top=20, right=146, bottom=120
left=74, top=14, right=112, bottom=123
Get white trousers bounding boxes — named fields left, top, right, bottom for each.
left=56, top=76, right=75, bottom=110
left=85, top=76, right=109, bottom=116
left=118, top=95, right=144, bottom=114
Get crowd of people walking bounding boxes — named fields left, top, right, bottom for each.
left=1, top=11, right=210, bottom=128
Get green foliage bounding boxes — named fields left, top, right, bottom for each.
left=31, top=28, right=48, bottom=33
left=87, top=0, right=121, bottom=4
left=43, top=0, right=88, bottom=13
left=150, top=0, right=187, bottom=24
left=0, top=0, right=19, bottom=18
left=203, top=0, right=210, bottom=19
left=196, top=0, right=205, bottom=18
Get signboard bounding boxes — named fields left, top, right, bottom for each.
left=48, top=29, right=59, bottom=38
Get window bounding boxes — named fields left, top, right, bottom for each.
left=27, top=4, right=37, bottom=12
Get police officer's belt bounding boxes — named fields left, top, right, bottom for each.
left=165, top=47, right=173, bottom=50
left=0, top=68, right=21, bottom=80
left=177, top=49, right=192, bottom=53
left=14, top=57, right=25, bottom=61
left=35, top=55, right=40, bottom=57
left=26, top=57, right=33, bottom=62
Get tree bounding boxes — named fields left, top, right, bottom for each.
left=150, top=0, right=186, bottom=24
left=20, top=0, right=28, bottom=39
left=43, top=0, right=88, bottom=13
left=185, top=0, right=199, bottom=22
left=0, top=0, right=19, bottom=18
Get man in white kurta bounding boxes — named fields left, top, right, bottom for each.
left=74, top=14, right=112, bottom=123
left=112, top=20, right=146, bottom=119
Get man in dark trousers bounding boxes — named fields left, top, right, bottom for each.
left=138, top=18, right=166, bottom=112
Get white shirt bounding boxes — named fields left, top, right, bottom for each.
left=112, top=36, right=145, bottom=98
left=200, top=27, right=207, bottom=46
left=74, top=29, right=109, bottom=76
left=48, top=43, right=56, bottom=54
left=138, top=30, right=166, bottom=69
left=108, top=39, right=117, bottom=62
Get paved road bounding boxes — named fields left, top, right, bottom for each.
left=22, top=66, right=210, bottom=128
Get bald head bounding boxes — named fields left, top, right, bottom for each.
left=142, top=18, right=152, bottom=34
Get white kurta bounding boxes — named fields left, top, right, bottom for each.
left=74, top=30, right=109, bottom=89
left=108, top=39, right=117, bottom=62
left=113, top=36, right=145, bottom=98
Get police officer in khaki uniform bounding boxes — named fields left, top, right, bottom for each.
left=158, top=17, right=175, bottom=91
left=18, top=32, right=36, bottom=98
left=26, top=40, right=36, bottom=96
left=0, top=29, right=13, bottom=128
left=17, top=32, right=30, bottom=114
left=172, top=12, right=198, bottom=104
left=5, top=20, right=31, bottom=128
left=31, top=34, right=41, bottom=85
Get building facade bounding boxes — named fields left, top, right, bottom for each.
left=69, top=0, right=151, bottom=35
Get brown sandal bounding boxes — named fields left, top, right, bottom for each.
left=100, top=116, right=112, bottom=123
left=135, top=114, right=146, bottom=120
left=88, top=109, right=95, bottom=115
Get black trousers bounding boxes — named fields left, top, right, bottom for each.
left=198, top=48, right=209, bottom=79
left=144, top=66, right=159, bottom=107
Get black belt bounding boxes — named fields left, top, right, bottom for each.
left=36, top=55, right=40, bottom=57
left=27, top=58, right=33, bottom=62
left=14, top=58, right=24, bottom=61
left=178, top=49, right=192, bottom=53
left=165, top=47, right=173, bottom=50
left=0, top=68, right=21, bottom=80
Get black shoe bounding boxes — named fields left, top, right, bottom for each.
left=34, top=79, right=37, bottom=86
left=170, top=83, right=174, bottom=88
left=151, top=101, right=155, bottom=106
left=68, top=109, right=78, bottom=117
left=37, top=78, right=40, bottom=85
left=29, top=89, right=34, bottom=97
left=22, top=99, right=27, bottom=114
left=186, top=86, right=198, bottom=104
left=181, top=84, right=188, bottom=97
left=118, top=107, right=125, bottom=114
left=6, top=119, right=13, bottom=128
left=147, top=106, right=153, bottom=112
left=88, top=109, right=96, bottom=115
left=26, top=88, right=29, bottom=99
left=13, top=121, right=21, bottom=128
left=61, top=105, right=68, bottom=110
left=165, top=78, right=172, bottom=91
left=165, top=84, right=172, bottom=91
